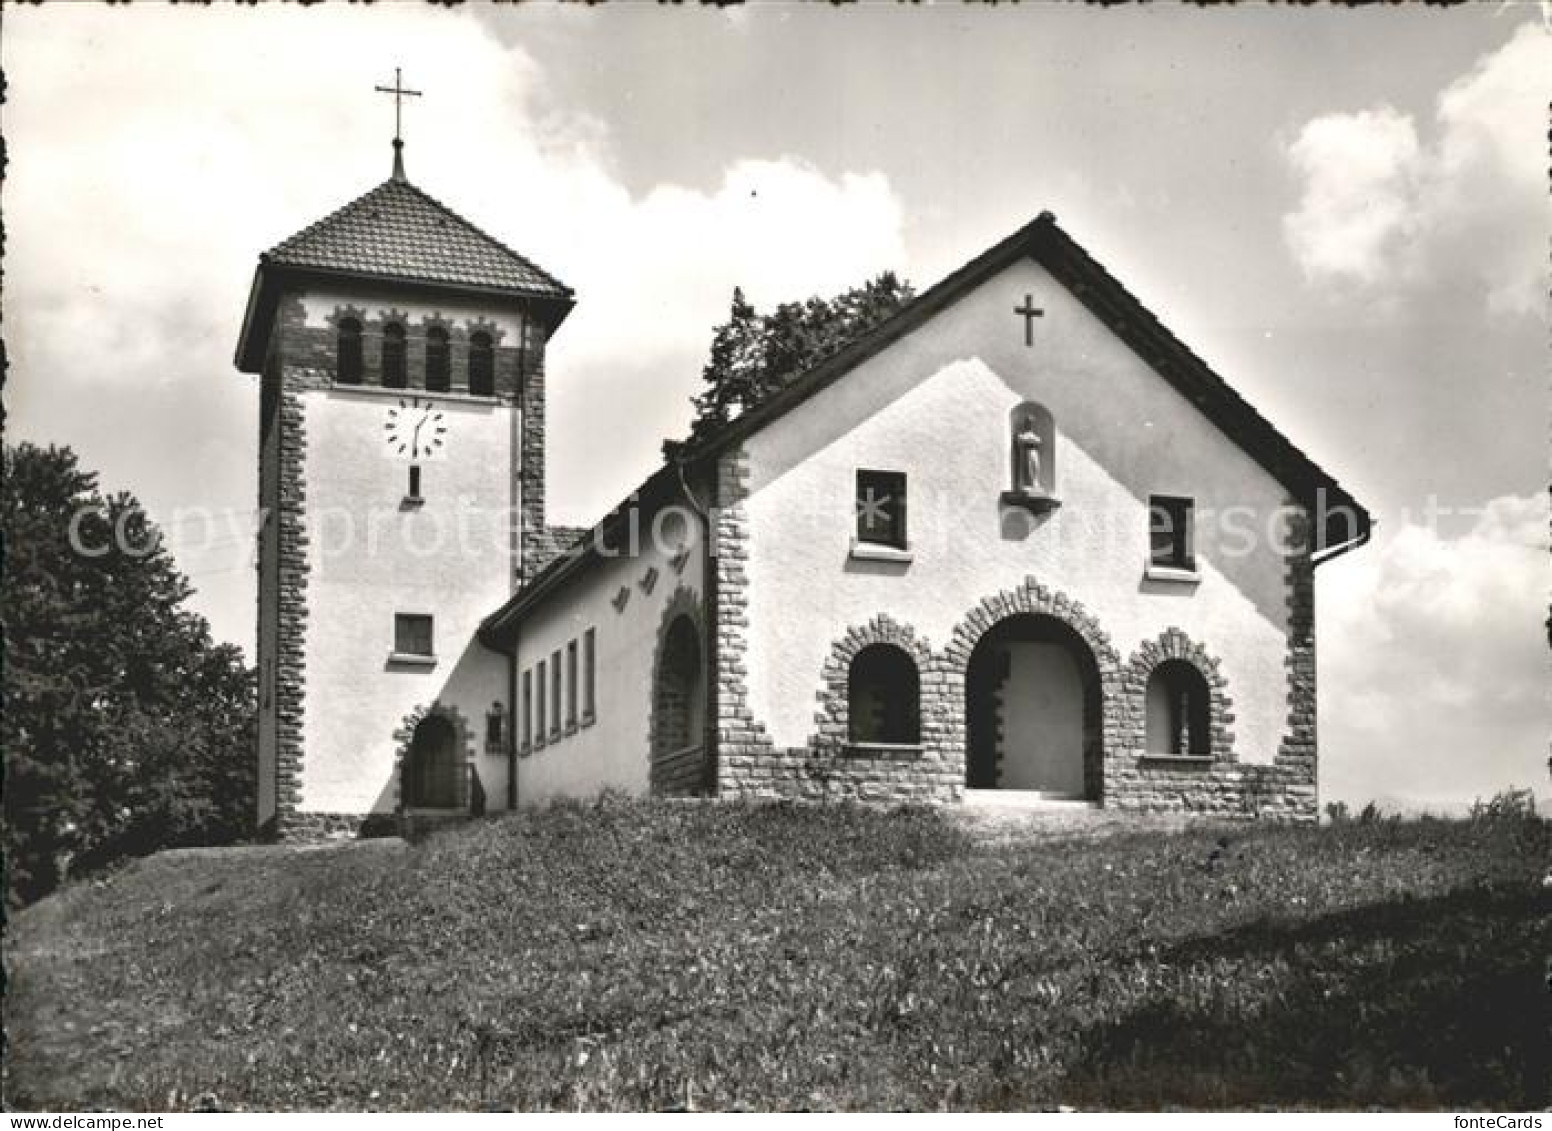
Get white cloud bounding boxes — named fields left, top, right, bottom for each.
left=1320, top=491, right=1550, bottom=810
left=1282, top=107, right=1420, bottom=288
left=2, top=6, right=905, bottom=647
left=1281, top=22, right=1551, bottom=315
left=556, top=160, right=903, bottom=372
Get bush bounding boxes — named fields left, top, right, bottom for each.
left=1470, top=788, right=1538, bottom=822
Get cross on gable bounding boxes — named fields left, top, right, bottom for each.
left=1015, top=294, right=1045, bottom=347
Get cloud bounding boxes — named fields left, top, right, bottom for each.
left=556, top=160, right=904, bottom=372
left=1281, top=22, right=1551, bottom=316
left=2, top=6, right=904, bottom=648
left=1281, top=107, right=1421, bottom=288
left=1319, top=491, right=1550, bottom=810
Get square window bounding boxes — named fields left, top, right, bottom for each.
left=856, top=470, right=908, bottom=550
left=1149, top=496, right=1195, bottom=571
left=394, top=613, right=434, bottom=658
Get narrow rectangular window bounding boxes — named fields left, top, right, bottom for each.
left=856, top=469, right=907, bottom=549
left=535, top=661, right=548, bottom=747
left=394, top=613, right=433, bottom=657
left=582, top=628, right=596, bottom=722
left=336, top=318, right=363, bottom=385
left=408, top=465, right=422, bottom=500
left=566, top=640, right=579, bottom=729
left=521, top=669, right=533, bottom=750
left=1149, top=496, right=1195, bottom=570
left=550, top=648, right=563, bottom=739
left=381, top=323, right=408, bottom=388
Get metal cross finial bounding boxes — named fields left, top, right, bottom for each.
left=375, top=67, right=422, bottom=180
left=375, top=67, right=422, bottom=143
left=1015, top=294, right=1045, bottom=348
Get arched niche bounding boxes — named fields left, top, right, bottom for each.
left=1001, top=401, right=1060, bottom=513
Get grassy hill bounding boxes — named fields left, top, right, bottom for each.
left=5, top=800, right=1547, bottom=1111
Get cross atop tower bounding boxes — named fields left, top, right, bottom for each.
left=374, top=67, right=422, bottom=182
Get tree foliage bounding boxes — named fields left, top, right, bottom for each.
left=2, top=442, right=255, bottom=905
left=690, top=272, right=915, bottom=438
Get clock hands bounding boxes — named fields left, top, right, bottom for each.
left=386, top=399, right=447, bottom=460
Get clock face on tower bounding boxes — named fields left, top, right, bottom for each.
left=383, top=397, right=448, bottom=461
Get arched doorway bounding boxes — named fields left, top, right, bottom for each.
left=966, top=614, right=1102, bottom=798
left=651, top=613, right=707, bottom=796
left=404, top=713, right=462, bottom=809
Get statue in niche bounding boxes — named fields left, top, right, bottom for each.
left=1014, top=415, right=1043, bottom=494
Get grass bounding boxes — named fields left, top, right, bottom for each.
left=4, top=799, right=1547, bottom=1111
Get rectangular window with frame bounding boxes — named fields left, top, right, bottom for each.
left=582, top=628, right=597, bottom=723
left=393, top=613, right=434, bottom=658
left=565, top=640, right=579, bottom=729
left=550, top=648, right=563, bottom=740
left=535, top=661, right=548, bottom=748
left=856, top=469, right=908, bottom=549
left=1149, top=496, right=1195, bottom=570
left=521, top=669, right=533, bottom=750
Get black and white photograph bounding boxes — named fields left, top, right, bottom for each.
left=2, top=2, right=1548, bottom=1114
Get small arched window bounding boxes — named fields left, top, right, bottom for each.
left=848, top=644, right=921, bottom=746
left=425, top=326, right=450, bottom=393
left=336, top=317, right=363, bottom=385
left=468, top=331, right=495, bottom=397
left=1145, top=659, right=1211, bottom=757
left=381, top=322, right=407, bottom=389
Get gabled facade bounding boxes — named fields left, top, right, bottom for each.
left=480, top=213, right=1369, bottom=821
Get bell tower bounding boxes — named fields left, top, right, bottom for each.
left=234, top=94, right=574, bottom=838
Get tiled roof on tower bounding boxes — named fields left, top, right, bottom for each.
left=235, top=167, right=575, bottom=373
left=262, top=176, right=572, bottom=300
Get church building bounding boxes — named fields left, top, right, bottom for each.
left=236, top=137, right=1369, bottom=839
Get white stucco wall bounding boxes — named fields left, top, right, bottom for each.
left=513, top=496, right=708, bottom=807
left=297, top=384, right=517, bottom=813
left=742, top=257, right=1295, bottom=768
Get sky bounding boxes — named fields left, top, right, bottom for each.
left=5, top=3, right=1548, bottom=811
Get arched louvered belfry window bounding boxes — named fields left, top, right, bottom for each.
left=336, top=317, right=363, bottom=385
left=381, top=322, right=407, bottom=389
left=468, top=331, right=495, bottom=397
left=425, top=326, right=450, bottom=393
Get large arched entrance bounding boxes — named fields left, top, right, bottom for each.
left=965, top=614, right=1102, bottom=798
left=651, top=613, right=707, bottom=796
left=404, top=712, right=462, bottom=809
